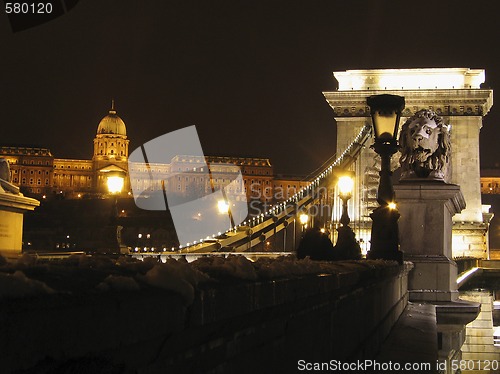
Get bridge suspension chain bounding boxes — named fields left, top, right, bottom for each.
left=179, top=123, right=373, bottom=253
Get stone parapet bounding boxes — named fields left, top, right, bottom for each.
left=0, top=261, right=412, bottom=373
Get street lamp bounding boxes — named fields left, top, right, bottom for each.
left=107, top=175, right=124, bottom=195
left=106, top=171, right=125, bottom=253
left=338, top=175, right=354, bottom=227
left=299, top=213, right=309, bottom=231
left=107, top=172, right=125, bottom=218
left=217, top=199, right=229, bottom=214
left=217, top=198, right=235, bottom=231
left=333, top=175, right=361, bottom=260
left=366, top=94, right=405, bottom=264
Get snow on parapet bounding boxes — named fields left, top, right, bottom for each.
left=0, top=252, right=398, bottom=305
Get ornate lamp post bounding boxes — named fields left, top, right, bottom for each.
left=366, top=94, right=405, bottom=264
left=217, top=198, right=235, bottom=231
left=338, top=175, right=354, bottom=227
left=107, top=172, right=125, bottom=219
left=299, top=213, right=309, bottom=232
left=334, top=175, right=361, bottom=260
left=106, top=171, right=125, bottom=253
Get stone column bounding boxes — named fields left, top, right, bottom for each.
left=395, top=183, right=465, bottom=302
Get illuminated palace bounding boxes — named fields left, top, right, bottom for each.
left=0, top=104, right=308, bottom=202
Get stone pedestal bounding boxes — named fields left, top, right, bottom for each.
left=395, top=183, right=465, bottom=302
left=0, top=189, right=39, bottom=257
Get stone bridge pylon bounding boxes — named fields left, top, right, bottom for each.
left=323, top=68, right=494, bottom=259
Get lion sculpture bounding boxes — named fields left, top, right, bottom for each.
left=398, top=109, right=451, bottom=182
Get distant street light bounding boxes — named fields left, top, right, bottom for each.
left=106, top=171, right=126, bottom=254
left=107, top=175, right=124, bottom=195
left=218, top=199, right=229, bottom=214
left=107, top=171, right=125, bottom=219
left=366, top=94, right=405, bottom=264
left=299, top=213, right=309, bottom=232
left=218, top=197, right=235, bottom=231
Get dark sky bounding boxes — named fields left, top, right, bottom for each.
left=1, top=0, right=499, bottom=175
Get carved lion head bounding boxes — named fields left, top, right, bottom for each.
left=398, top=109, right=451, bottom=181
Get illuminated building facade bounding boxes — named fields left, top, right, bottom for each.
left=1, top=104, right=306, bottom=203
left=481, top=168, right=500, bottom=194
left=0, top=146, right=54, bottom=195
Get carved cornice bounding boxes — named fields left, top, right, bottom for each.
left=323, top=89, right=493, bottom=118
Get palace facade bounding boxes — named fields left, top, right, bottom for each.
left=0, top=104, right=309, bottom=203
left=481, top=168, right=500, bottom=194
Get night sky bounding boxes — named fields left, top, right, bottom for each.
left=1, top=0, right=499, bottom=175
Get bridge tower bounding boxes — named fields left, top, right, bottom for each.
left=324, top=68, right=493, bottom=258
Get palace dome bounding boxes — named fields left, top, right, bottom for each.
left=97, top=104, right=126, bottom=136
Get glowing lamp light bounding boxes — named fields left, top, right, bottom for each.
left=299, top=213, right=309, bottom=225
left=218, top=200, right=229, bottom=214
left=367, top=94, right=405, bottom=142
left=388, top=202, right=397, bottom=210
left=338, top=176, right=354, bottom=196
left=107, top=175, right=124, bottom=194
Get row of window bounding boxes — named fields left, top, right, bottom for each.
left=54, top=175, right=92, bottom=180
left=56, top=165, right=92, bottom=170
left=129, top=167, right=272, bottom=175
left=98, top=149, right=125, bottom=156
left=98, top=142, right=126, bottom=147
left=243, top=169, right=271, bottom=175
left=13, top=177, right=50, bottom=186
left=1, top=149, right=50, bottom=156
left=12, top=170, right=50, bottom=175
left=10, top=160, right=52, bottom=165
